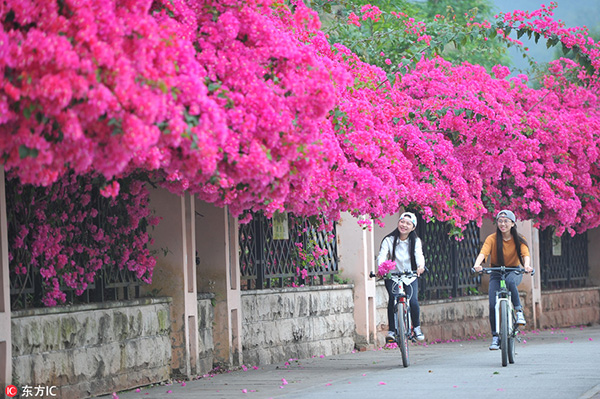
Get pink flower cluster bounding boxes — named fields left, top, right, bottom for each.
left=0, top=0, right=599, bottom=241
left=7, top=173, right=158, bottom=306
left=377, top=260, right=396, bottom=278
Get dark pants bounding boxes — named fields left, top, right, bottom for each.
left=488, top=271, right=523, bottom=335
left=385, top=278, right=420, bottom=331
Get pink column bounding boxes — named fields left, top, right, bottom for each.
left=337, top=213, right=377, bottom=349
left=146, top=188, right=198, bottom=377
left=195, top=201, right=242, bottom=366
left=0, top=167, right=11, bottom=389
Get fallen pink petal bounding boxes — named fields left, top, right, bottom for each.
left=379, top=382, right=386, bottom=385
left=282, top=378, right=288, bottom=385
left=242, top=388, right=248, bottom=393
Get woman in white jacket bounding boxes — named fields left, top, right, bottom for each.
left=377, top=212, right=426, bottom=342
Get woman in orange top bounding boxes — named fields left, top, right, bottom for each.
left=473, top=210, right=533, bottom=350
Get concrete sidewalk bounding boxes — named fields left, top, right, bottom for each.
left=102, top=325, right=600, bottom=399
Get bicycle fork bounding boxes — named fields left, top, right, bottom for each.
left=495, top=293, right=519, bottom=340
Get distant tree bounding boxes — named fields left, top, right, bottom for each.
left=310, top=0, right=512, bottom=84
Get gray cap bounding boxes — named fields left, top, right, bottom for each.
left=496, top=209, right=516, bottom=223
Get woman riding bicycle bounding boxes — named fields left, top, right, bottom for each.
left=473, top=210, right=533, bottom=350
left=377, top=212, right=426, bottom=342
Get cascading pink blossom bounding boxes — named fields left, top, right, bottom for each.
left=2, top=0, right=600, bottom=305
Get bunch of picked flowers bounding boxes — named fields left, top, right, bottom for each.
left=377, top=260, right=396, bottom=278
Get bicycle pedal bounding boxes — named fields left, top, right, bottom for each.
left=516, top=336, right=522, bottom=343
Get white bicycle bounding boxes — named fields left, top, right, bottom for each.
left=472, top=266, right=534, bottom=366
left=371, top=270, right=418, bottom=367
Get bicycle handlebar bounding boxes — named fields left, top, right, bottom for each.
left=471, top=266, right=535, bottom=276
left=369, top=270, right=419, bottom=279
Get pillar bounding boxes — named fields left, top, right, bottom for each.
left=0, top=167, right=11, bottom=389
left=337, top=213, right=377, bottom=349
left=146, top=189, right=198, bottom=377
left=195, top=202, right=242, bottom=367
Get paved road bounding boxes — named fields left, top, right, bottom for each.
left=105, top=325, right=600, bottom=399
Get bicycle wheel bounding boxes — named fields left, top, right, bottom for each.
left=396, top=301, right=410, bottom=367
left=500, top=300, right=509, bottom=367
left=508, top=311, right=516, bottom=364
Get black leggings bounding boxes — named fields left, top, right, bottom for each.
left=385, top=278, right=420, bottom=330
left=488, top=271, right=523, bottom=335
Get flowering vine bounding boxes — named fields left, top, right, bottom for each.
left=7, top=172, right=159, bottom=307
left=0, top=0, right=598, bottom=306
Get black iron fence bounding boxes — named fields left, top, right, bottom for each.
left=6, top=174, right=149, bottom=310
left=10, top=267, right=143, bottom=310
left=416, top=217, right=481, bottom=301
left=239, top=212, right=338, bottom=290
left=539, top=229, right=588, bottom=290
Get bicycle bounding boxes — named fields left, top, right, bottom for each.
left=370, top=270, right=419, bottom=367
left=471, top=266, right=534, bottom=367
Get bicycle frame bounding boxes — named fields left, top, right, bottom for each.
left=494, top=278, right=515, bottom=338
left=474, top=266, right=533, bottom=367
left=389, top=271, right=418, bottom=367
left=389, top=273, right=417, bottom=327
left=371, top=270, right=418, bottom=367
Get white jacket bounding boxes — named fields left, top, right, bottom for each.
left=377, top=235, right=425, bottom=272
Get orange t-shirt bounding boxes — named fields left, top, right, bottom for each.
left=479, top=234, right=530, bottom=267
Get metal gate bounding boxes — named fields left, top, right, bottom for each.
left=239, top=213, right=338, bottom=290
left=416, top=217, right=481, bottom=300
left=539, top=229, right=588, bottom=289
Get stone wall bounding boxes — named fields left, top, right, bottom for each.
left=241, top=285, right=356, bottom=365
left=12, top=298, right=171, bottom=398
left=197, top=293, right=215, bottom=373
left=539, top=288, right=600, bottom=328
left=374, top=283, right=490, bottom=345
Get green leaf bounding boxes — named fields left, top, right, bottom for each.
left=23, top=104, right=35, bottom=119
left=207, top=82, right=221, bottom=92
left=18, top=145, right=38, bottom=159
left=157, top=80, right=168, bottom=94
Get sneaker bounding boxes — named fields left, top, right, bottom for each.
left=414, top=326, right=425, bottom=341
left=489, top=335, right=500, bottom=350
left=516, top=311, right=526, bottom=325
left=386, top=331, right=396, bottom=343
